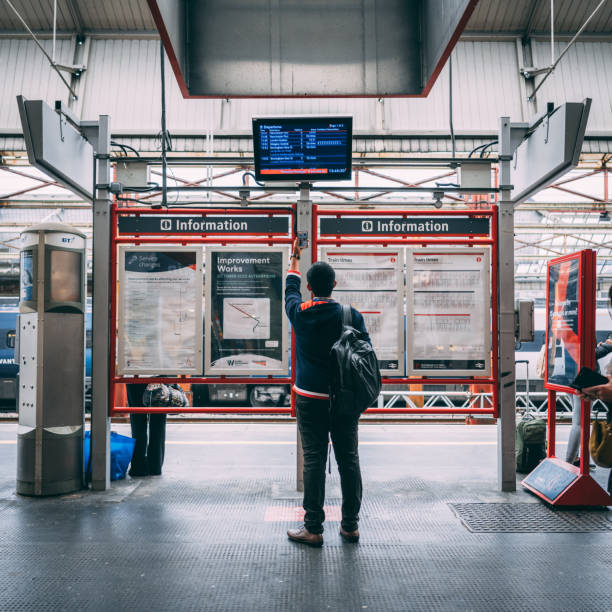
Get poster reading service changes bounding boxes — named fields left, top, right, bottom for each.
left=407, top=249, right=490, bottom=376
left=321, top=249, right=405, bottom=375
left=205, top=247, right=288, bottom=375
left=546, top=257, right=580, bottom=389
left=118, top=247, right=203, bottom=375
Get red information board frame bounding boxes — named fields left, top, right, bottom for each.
left=109, top=203, right=500, bottom=418
left=522, top=249, right=610, bottom=506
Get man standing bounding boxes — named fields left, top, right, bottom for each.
left=285, top=238, right=371, bottom=546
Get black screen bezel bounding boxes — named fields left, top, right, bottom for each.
left=252, top=116, right=352, bottom=182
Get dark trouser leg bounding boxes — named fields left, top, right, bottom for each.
left=296, top=395, right=330, bottom=535
left=330, top=413, right=362, bottom=532
left=147, top=414, right=167, bottom=475
left=129, top=413, right=149, bottom=476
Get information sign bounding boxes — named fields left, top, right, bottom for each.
left=406, top=248, right=491, bottom=376
left=205, top=247, right=288, bottom=375
left=117, top=246, right=203, bottom=375
left=319, top=216, right=489, bottom=236
left=545, top=251, right=596, bottom=393
left=321, top=248, right=405, bottom=375
left=118, top=214, right=291, bottom=236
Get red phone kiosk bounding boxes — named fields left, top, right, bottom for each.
left=522, top=249, right=611, bottom=506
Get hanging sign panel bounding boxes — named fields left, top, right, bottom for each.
left=406, top=248, right=491, bottom=376
left=118, top=214, right=291, bottom=236
left=545, top=251, right=596, bottom=393
left=205, top=247, right=288, bottom=375
left=117, top=246, right=203, bottom=375
left=321, top=248, right=405, bottom=375
left=319, top=216, right=489, bottom=236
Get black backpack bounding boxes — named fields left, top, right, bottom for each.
left=516, top=414, right=547, bottom=473
left=329, top=304, right=381, bottom=417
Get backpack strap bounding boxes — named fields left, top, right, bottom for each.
left=342, top=304, right=353, bottom=327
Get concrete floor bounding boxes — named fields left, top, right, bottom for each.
left=0, top=422, right=610, bottom=611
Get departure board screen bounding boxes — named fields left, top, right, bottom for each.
left=253, top=117, right=352, bottom=181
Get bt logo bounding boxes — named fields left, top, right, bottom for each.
left=60, top=236, right=74, bottom=244
left=361, top=220, right=373, bottom=232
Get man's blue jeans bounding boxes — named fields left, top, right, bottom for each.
left=295, top=394, right=362, bottom=535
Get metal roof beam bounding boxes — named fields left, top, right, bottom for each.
left=65, top=0, right=84, bottom=36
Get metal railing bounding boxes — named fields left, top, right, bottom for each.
left=375, top=389, right=609, bottom=417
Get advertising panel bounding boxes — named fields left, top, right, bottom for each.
left=544, top=251, right=595, bottom=393
left=117, top=246, right=203, bottom=375
left=321, top=248, right=405, bottom=375
left=406, top=248, right=491, bottom=376
left=205, top=247, right=288, bottom=375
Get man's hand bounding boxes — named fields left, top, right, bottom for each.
left=582, top=377, right=612, bottom=401
left=289, top=237, right=301, bottom=272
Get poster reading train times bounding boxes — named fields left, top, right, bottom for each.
left=321, top=248, right=405, bottom=375
left=205, top=247, right=288, bottom=375
left=117, top=246, right=203, bottom=375
left=406, top=248, right=491, bottom=376
left=545, top=257, right=581, bottom=391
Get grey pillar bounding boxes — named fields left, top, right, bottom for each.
left=497, top=117, right=517, bottom=492
left=91, top=115, right=111, bottom=490
left=295, top=184, right=312, bottom=493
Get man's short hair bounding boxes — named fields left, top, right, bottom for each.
left=307, top=262, right=335, bottom=297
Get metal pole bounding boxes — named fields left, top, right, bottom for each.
left=497, top=117, right=516, bottom=492
left=295, top=182, right=312, bottom=493
left=160, top=40, right=168, bottom=208
left=91, top=115, right=111, bottom=490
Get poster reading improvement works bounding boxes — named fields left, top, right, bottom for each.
left=205, top=247, right=288, bottom=375
left=321, top=249, right=405, bottom=375
left=118, top=247, right=203, bottom=375
left=406, top=249, right=491, bottom=376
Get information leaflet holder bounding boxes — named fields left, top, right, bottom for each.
left=313, top=205, right=499, bottom=417
left=320, top=247, right=405, bottom=376
left=406, top=247, right=491, bottom=377
left=117, top=245, right=203, bottom=376
left=522, top=249, right=611, bottom=506
left=111, top=206, right=294, bottom=415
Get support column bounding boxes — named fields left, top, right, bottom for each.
left=295, top=183, right=312, bottom=493
left=91, top=115, right=111, bottom=491
left=497, top=117, right=517, bottom=492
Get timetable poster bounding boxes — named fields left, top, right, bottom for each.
left=205, top=247, right=288, bottom=375
left=118, top=247, right=203, bottom=375
left=546, top=258, right=579, bottom=389
left=407, top=249, right=491, bottom=376
left=322, top=249, right=405, bottom=375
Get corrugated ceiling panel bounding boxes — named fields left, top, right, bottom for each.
left=465, top=0, right=612, bottom=33
left=0, top=38, right=74, bottom=130
left=531, top=41, right=612, bottom=131
left=385, top=41, right=523, bottom=130
left=80, top=39, right=524, bottom=134
left=0, top=0, right=154, bottom=31
left=0, top=0, right=74, bottom=31
left=76, top=0, right=155, bottom=31
left=466, top=0, right=534, bottom=32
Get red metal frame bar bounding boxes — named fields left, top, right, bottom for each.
left=544, top=250, right=596, bottom=477
left=109, top=200, right=298, bottom=416
left=310, top=203, right=500, bottom=416
left=110, top=202, right=499, bottom=417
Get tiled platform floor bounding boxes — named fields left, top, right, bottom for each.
left=0, top=423, right=610, bottom=612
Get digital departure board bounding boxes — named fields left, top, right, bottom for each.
left=252, top=117, right=352, bottom=182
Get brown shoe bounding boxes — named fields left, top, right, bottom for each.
left=287, top=527, right=323, bottom=547
left=340, top=528, right=359, bottom=543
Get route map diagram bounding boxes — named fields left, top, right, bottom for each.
left=223, top=298, right=270, bottom=339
